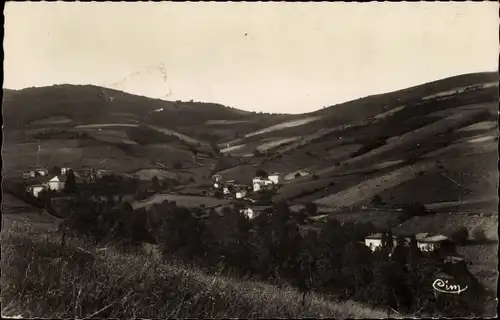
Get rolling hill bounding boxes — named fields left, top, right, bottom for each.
left=2, top=84, right=294, bottom=143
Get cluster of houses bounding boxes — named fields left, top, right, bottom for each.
left=22, top=166, right=112, bottom=198
left=211, top=172, right=282, bottom=219
left=23, top=167, right=70, bottom=197
left=212, top=171, right=282, bottom=198
left=364, top=232, right=453, bottom=253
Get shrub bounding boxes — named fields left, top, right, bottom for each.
left=311, top=175, right=319, bottom=181
left=173, top=162, right=182, bottom=170
left=401, top=202, right=430, bottom=217
left=256, top=169, right=268, bottom=178
left=371, top=195, right=383, bottom=206
left=451, top=227, right=469, bottom=245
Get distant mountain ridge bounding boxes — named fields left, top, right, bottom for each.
left=3, top=72, right=498, bottom=144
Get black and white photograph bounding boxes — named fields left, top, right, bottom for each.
left=1, top=2, right=498, bottom=318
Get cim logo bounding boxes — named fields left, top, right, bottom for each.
left=432, top=278, right=468, bottom=294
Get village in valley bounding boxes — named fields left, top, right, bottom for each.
left=2, top=3, right=498, bottom=318
left=8, top=160, right=475, bottom=259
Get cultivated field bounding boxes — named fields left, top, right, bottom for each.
left=132, top=194, right=230, bottom=210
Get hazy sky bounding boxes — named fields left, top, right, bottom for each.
left=4, top=2, right=498, bottom=113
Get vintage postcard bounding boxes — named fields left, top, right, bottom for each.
left=2, top=2, right=498, bottom=318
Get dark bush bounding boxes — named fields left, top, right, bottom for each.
left=451, top=227, right=469, bottom=245
left=371, top=195, right=383, bottom=206
left=173, top=162, right=182, bottom=170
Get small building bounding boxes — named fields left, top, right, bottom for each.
left=26, top=175, right=66, bottom=197
left=252, top=177, right=274, bottom=192
left=46, top=176, right=66, bottom=191
left=27, top=184, right=46, bottom=198
left=22, top=170, right=36, bottom=179
left=34, top=168, right=49, bottom=176
left=235, top=189, right=247, bottom=199
left=415, top=233, right=449, bottom=252
left=284, top=169, right=310, bottom=181
left=364, top=233, right=398, bottom=252
left=268, top=172, right=281, bottom=184
left=60, top=167, right=72, bottom=175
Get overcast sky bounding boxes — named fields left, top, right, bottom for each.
left=4, top=2, right=498, bottom=113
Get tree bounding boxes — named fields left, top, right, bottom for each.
left=64, top=169, right=77, bottom=193
left=210, top=140, right=220, bottom=156
left=401, top=202, right=430, bottom=217
left=253, top=149, right=262, bottom=157
left=255, top=169, right=268, bottom=178
left=305, top=202, right=318, bottom=216
left=451, top=227, right=469, bottom=245
left=311, top=174, right=319, bottom=180
left=371, top=195, right=383, bottom=206
left=295, top=172, right=301, bottom=178
left=152, top=176, right=161, bottom=193
left=173, top=162, right=182, bottom=170
left=51, top=166, right=62, bottom=176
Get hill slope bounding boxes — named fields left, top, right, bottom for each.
left=2, top=84, right=293, bottom=142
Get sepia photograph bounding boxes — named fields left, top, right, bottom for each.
left=1, top=2, right=498, bottom=318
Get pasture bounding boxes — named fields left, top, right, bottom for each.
left=132, top=194, right=230, bottom=211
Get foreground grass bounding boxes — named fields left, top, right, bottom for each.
left=1, top=223, right=390, bottom=319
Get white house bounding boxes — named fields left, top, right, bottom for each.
left=268, top=172, right=281, bottom=184
left=60, top=167, right=71, bottom=175
left=415, top=233, right=449, bottom=252
left=284, top=170, right=310, bottom=181
left=45, top=176, right=66, bottom=191
left=364, top=233, right=398, bottom=252
left=252, top=177, right=274, bottom=192
left=27, top=185, right=46, bottom=198
left=235, top=189, right=247, bottom=199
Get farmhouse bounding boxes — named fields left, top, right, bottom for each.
left=414, top=233, right=450, bottom=252
left=46, top=176, right=66, bottom=191
left=284, top=169, right=310, bottom=181
left=252, top=177, right=274, bottom=192
left=364, top=233, right=398, bottom=252
left=27, top=184, right=45, bottom=198
left=268, top=172, right=281, bottom=184
left=26, top=175, right=67, bottom=197
left=235, top=189, right=247, bottom=199
left=60, top=167, right=72, bottom=175
left=364, top=232, right=450, bottom=253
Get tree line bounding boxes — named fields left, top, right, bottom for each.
left=61, top=198, right=492, bottom=317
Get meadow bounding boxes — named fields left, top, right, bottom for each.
left=1, top=223, right=390, bottom=319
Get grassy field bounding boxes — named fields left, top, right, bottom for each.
left=1, top=223, right=391, bottom=319
left=132, top=194, right=230, bottom=210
